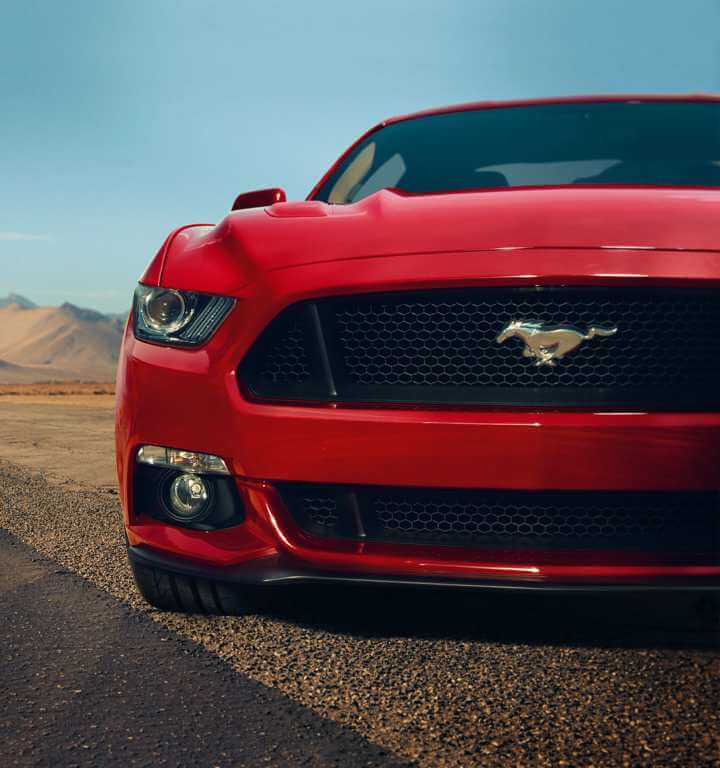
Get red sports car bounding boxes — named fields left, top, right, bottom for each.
left=116, top=95, right=720, bottom=614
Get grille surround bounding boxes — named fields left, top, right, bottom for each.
left=279, top=483, right=720, bottom=555
left=240, top=287, right=720, bottom=409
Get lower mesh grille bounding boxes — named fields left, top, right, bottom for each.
left=279, top=483, right=720, bottom=553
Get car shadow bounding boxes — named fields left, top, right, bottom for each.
left=254, top=583, right=719, bottom=649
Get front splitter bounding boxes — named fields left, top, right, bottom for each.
left=128, top=545, right=720, bottom=595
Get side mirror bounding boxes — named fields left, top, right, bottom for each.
left=231, top=187, right=286, bottom=211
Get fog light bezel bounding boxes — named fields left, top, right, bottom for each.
left=133, top=463, right=245, bottom=531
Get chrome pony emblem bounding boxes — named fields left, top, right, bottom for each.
left=496, top=321, right=617, bottom=367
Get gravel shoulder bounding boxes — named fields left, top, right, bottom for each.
left=0, top=397, right=719, bottom=767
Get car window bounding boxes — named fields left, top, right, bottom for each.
left=333, top=152, right=407, bottom=203
left=315, top=101, right=720, bottom=203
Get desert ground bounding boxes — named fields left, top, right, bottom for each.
left=1, top=388, right=719, bottom=767
left=0, top=383, right=116, bottom=487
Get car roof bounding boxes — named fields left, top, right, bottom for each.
left=383, top=93, right=720, bottom=126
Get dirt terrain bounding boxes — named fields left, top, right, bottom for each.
left=0, top=386, right=116, bottom=488
left=0, top=382, right=115, bottom=397
left=0, top=393, right=719, bottom=767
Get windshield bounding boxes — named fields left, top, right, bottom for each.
left=314, top=101, right=720, bottom=204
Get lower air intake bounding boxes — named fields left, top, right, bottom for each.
left=278, top=483, right=720, bottom=554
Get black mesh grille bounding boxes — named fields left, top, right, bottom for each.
left=240, top=287, right=720, bottom=408
left=280, top=483, right=720, bottom=554
left=302, top=495, right=339, bottom=531
left=258, top=322, right=311, bottom=384
left=335, top=292, right=710, bottom=389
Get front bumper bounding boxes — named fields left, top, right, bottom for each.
left=116, top=255, right=720, bottom=590
left=117, top=333, right=720, bottom=587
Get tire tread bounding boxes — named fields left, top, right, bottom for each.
left=130, top=559, right=250, bottom=615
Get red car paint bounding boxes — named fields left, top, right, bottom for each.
left=118, top=96, right=720, bottom=588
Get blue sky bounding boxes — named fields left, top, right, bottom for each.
left=2, top=0, right=719, bottom=312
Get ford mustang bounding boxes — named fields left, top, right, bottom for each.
left=116, top=94, right=720, bottom=614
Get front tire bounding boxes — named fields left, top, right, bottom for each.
left=130, top=559, right=252, bottom=615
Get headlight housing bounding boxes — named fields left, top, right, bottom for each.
left=132, top=285, right=234, bottom=346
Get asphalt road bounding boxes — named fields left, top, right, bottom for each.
left=0, top=531, right=406, bottom=768
left=1, top=457, right=719, bottom=767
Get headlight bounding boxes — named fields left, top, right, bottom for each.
left=132, top=285, right=234, bottom=346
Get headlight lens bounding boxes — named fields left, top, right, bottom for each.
left=141, top=288, right=193, bottom=333
left=132, top=285, right=234, bottom=346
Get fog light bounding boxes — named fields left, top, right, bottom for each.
left=167, top=473, right=211, bottom=522
left=137, top=445, right=229, bottom=475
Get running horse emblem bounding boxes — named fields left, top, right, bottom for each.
left=496, top=321, right=618, bottom=367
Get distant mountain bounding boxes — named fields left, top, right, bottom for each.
left=59, top=302, right=105, bottom=321
left=102, top=311, right=130, bottom=332
left=0, top=292, right=37, bottom=310
left=0, top=297, right=125, bottom=383
left=0, top=359, right=25, bottom=372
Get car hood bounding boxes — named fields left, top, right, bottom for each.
left=158, top=186, right=720, bottom=289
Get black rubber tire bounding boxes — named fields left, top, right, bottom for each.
left=130, top=559, right=252, bottom=615
left=695, top=596, right=720, bottom=629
